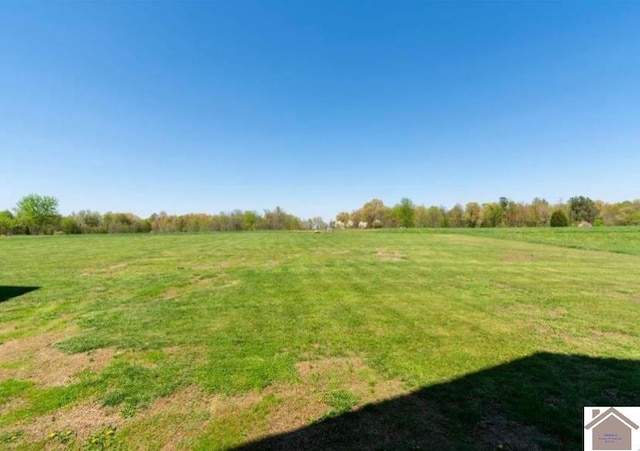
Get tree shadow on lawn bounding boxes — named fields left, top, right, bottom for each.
left=0, top=286, right=39, bottom=303
left=236, top=352, right=640, bottom=450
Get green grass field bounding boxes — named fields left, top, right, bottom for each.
left=1, top=228, right=639, bottom=449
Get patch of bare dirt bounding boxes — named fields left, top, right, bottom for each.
left=209, top=390, right=264, bottom=416
left=33, top=348, right=115, bottom=387
left=145, top=385, right=209, bottom=416
left=263, top=385, right=326, bottom=435
left=17, top=399, right=122, bottom=442
left=121, top=386, right=265, bottom=449
left=3, top=354, right=409, bottom=448
left=133, top=356, right=407, bottom=446
left=162, top=287, right=180, bottom=300
left=0, top=333, right=116, bottom=387
left=0, top=324, right=17, bottom=337
left=2, top=397, right=28, bottom=413
left=72, top=386, right=209, bottom=450
left=0, top=332, right=66, bottom=359
left=295, top=357, right=406, bottom=404
left=375, top=248, right=406, bottom=262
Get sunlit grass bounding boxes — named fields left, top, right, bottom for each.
left=1, top=229, right=639, bottom=448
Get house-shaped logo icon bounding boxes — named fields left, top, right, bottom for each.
left=585, top=407, right=639, bottom=450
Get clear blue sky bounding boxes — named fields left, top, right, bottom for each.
left=2, top=1, right=639, bottom=220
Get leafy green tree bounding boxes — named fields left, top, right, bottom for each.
left=243, top=211, right=259, bottom=231
left=415, top=205, right=446, bottom=228
left=568, top=196, right=599, bottom=224
left=14, top=194, right=60, bottom=234
left=61, top=216, right=82, bottom=234
left=0, top=210, right=16, bottom=234
left=550, top=210, right=569, bottom=227
left=393, top=198, right=415, bottom=228
left=481, top=203, right=504, bottom=227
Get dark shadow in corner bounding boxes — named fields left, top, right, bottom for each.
left=235, top=353, right=640, bottom=450
left=0, top=286, right=40, bottom=303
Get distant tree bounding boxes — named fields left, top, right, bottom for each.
left=423, top=206, right=445, bottom=228
left=263, top=206, right=301, bottom=230
left=243, top=211, right=259, bottom=231
left=0, top=210, right=16, bottom=234
left=336, top=212, right=350, bottom=224
left=384, top=208, right=400, bottom=228
left=440, top=207, right=450, bottom=227
left=227, top=210, right=244, bottom=231
left=100, top=211, right=149, bottom=233
left=14, top=194, right=60, bottom=234
left=481, top=203, right=504, bottom=227
left=550, top=210, right=569, bottom=227
left=568, top=196, right=599, bottom=224
left=464, top=202, right=482, bottom=228
left=503, top=199, right=520, bottom=227
left=447, top=204, right=465, bottom=228
left=609, top=200, right=640, bottom=226
left=414, top=205, right=447, bottom=228
left=393, top=198, right=415, bottom=228
left=530, top=198, right=551, bottom=227
left=61, top=216, right=82, bottom=234
left=309, top=217, right=327, bottom=230
left=361, top=199, right=388, bottom=229
left=73, top=210, right=102, bottom=233
left=413, top=205, right=428, bottom=228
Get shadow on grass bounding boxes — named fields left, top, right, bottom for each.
left=236, top=352, right=640, bottom=450
left=0, top=286, right=39, bottom=303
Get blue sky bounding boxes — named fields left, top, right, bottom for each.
left=1, top=1, right=639, bottom=220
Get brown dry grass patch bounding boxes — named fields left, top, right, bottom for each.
left=0, top=333, right=116, bottom=387
left=295, top=357, right=405, bottom=403
left=120, top=356, right=407, bottom=448
left=1, top=350, right=408, bottom=448
left=257, top=356, right=406, bottom=439
left=16, top=399, right=122, bottom=443
left=375, top=248, right=406, bottom=262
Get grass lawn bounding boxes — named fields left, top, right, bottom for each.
left=1, top=228, right=639, bottom=449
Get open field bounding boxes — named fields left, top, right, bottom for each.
left=1, top=229, right=640, bottom=449
left=452, top=226, right=640, bottom=256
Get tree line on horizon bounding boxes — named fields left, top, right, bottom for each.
left=1, top=194, right=640, bottom=235
left=336, top=196, right=640, bottom=229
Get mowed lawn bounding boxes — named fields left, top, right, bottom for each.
left=1, top=229, right=640, bottom=449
